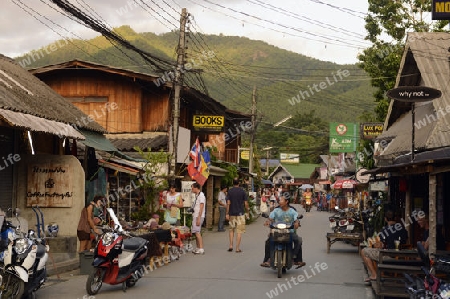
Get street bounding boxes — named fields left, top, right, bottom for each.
left=40, top=204, right=374, bottom=299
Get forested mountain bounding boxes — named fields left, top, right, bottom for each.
left=15, top=26, right=376, bottom=163
left=15, top=25, right=376, bottom=124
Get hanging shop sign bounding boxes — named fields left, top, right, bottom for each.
left=280, top=153, right=299, bottom=164
left=432, top=1, right=450, bottom=20
left=386, top=86, right=442, bottom=102
left=26, top=163, right=73, bottom=207
left=192, top=115, right=224, bottom=132
left=361, top=123, right=384, bottom=140
left=329, top=122, right=358, bottom=153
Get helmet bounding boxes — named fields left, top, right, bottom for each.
left=46, top=222, right=59, bottom=237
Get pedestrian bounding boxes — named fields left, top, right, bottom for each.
left=226, top=179, right=249, bottom=253
left=164, top=183, right=182, bottom=225
left=77, top=196, right=104, bottom=252
left=191, top=182, right=206, bottom=255
left=361, top=210, right=407, bottom=282
left=217, top=185, right=228, bottom=232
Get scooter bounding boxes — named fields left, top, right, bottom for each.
left=263, top=214, right=303, bottom=278
left=305, top=199, right=312, bottom=212
left=1, top=206, right=49, bottom=299
left=404, top=241, right=450, bottom=298
left=86, top=208, right=148, bottom=295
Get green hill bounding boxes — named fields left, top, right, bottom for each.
left=15, top=25, right=376, bottom=124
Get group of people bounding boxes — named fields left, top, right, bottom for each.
left=361, top=209, right=446, bottom=283
left=77, top=179, right=306, bottom=269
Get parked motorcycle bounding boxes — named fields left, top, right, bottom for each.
left=1, top=206, right=49, bottom=299
left=262, top=213, right=303, bottom=278
left=86, top=208, right=148, bottom=295
left=404, top=241, right=450, bottom=298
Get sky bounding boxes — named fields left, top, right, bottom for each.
left=0, top=0, right=370, bottom=65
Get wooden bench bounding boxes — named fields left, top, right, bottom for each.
left=326, top=232, right=363, bottom=254
left=371, top=249, right=422, bottom=299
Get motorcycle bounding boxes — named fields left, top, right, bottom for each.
left=86, top=208, right=148, bottom=295
left=263, top=213, right=303, bottom=278
left=1, top=206, right=49, bottom=299
left=305, top=198, right=312, bottom=212
left=404, top=241, right=450, bottom=298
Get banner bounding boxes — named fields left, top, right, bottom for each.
left=329, top=122, right=358, bottom=153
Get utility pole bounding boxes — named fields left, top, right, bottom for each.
left=248, top=86, right=257, bottom=191
left=170, top=8, right=188, bottom=178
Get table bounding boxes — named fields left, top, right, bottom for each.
left=326, top=232, right=363, bottom=254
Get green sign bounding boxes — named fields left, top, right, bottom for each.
left=329, top=123, right=358, bottom=153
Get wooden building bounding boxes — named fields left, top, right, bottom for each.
left=0, top=54, right=107, bottom=238
left=366, top=32, right=450, bottom=253
left=30, top=59, right=250, bottom=229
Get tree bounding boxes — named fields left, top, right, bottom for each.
left=358, top=0, right=449, bottom=121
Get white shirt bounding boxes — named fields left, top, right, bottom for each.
left=218, top=191, right=227, bottom=208
left=193, top=191, right=206, bottom=218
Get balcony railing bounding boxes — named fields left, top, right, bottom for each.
left=211, top=149, right=238, bottom=164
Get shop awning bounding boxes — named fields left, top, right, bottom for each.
left=0, top=108, right=85, bottom=139
left=98, top=159, right=141, bottom=175
left=78, top=129, right=117, bottom=152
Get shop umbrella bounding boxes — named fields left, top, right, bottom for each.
left=332, top=179, right=358, bottom=189
left=300, top=184, right=314, bottom=190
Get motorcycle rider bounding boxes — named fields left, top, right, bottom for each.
left=262, top=196, right=305, bottom=268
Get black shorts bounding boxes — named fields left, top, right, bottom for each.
left=77, top=230, right=90, bottom=241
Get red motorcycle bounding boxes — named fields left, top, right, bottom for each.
left=86, top=208, right=148, bottom=295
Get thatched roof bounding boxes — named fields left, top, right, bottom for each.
left=377, top=32, right=450, bottom=166
left=0, top=54, right=105, bottom=134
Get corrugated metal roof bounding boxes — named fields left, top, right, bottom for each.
left=378, top=32, right=450, bottom=164
left=0, top=54, right=105, bottom=133
left=107, top=133, right=168, bottom=151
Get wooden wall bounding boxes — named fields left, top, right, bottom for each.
left=42, top=72, right=143, bottom=133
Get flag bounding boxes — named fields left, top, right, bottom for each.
left=189, top=137, right=201, bottom=169
left=187, top=138, right=211, bottom=186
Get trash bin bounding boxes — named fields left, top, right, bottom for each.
left=79, top=250, right=94, bottom=275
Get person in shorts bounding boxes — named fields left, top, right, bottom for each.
left=226, top=179, right=249, bottom=253
left=362, top=210, right=407, bottom=282
left=191, top=182, right=206, bottom=255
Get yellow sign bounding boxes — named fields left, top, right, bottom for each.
left=240, top=150, right=249, bottom=160
left=193, top=115, right=224, bottom=127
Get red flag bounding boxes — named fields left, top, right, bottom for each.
left=188, top=161, right=208, bottom=186
left=189, top=137, right=201, bottom=169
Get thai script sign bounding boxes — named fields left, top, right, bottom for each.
left=329, top=123, right=358, bottom=153
left=27, top=164, right=73, bottom=207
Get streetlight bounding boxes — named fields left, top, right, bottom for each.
left=274, top=115, right=292, bottom=127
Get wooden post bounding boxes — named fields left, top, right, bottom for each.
left=429, top=174, right=436, bottom=254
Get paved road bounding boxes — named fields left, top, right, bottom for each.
left=39, top=204, right=375, bottom=299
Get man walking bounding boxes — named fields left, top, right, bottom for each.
left=217, top=185, right=228, bottom=232
left=191, top=182, right=206, bottom=255
left=226, top=179, right=249, bottom=253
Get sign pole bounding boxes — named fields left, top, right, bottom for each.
left=411, top=102, right=415, bottom=162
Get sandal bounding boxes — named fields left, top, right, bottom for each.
left=364, top=277, right=376, bottom=283
left=260, top=262, right=270, bottom=267
left=236, top=249, right=242, bottom=253
left=227, top=248, right=233, bottom=252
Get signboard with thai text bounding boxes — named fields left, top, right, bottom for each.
left=361, top=122, right=384, bottom=140
left=432, top=1, right=450, bottom=20
left=27, top=164, right=73, bottom=207
left=329, top=122, right=358, bottom=153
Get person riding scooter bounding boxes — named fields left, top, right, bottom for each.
left=260, top=196, right=305, bottom=268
